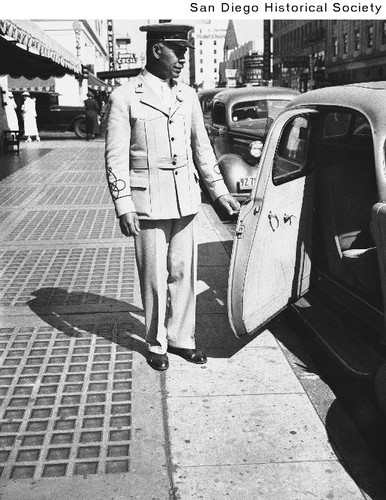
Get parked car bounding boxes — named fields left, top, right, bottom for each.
left=208, top=86, right=300, bottom=200
left=197, top=88, right=224, bottom=130
left=36, top=105, right=87, bottom=139
left=227, top=81, right=386, bottom=413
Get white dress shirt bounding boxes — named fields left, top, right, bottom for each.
left=143, top=68, right=173, bottom=111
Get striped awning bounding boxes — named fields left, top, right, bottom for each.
left=8, top=76, right=56, bottom=93
left=0, top=19, right=81, bottom=77
left=88, top=72, right=114, bottom=92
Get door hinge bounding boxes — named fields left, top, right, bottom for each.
left=235, top=223, right=245, bottom=239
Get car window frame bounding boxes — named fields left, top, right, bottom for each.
left=272, top=113, right=314, bottom=186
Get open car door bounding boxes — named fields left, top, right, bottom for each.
left=228, top=108, right=320, bottom=337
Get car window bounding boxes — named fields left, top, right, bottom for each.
left=212, top=102, right=226, bottom=126
left=273, top=115, right=310, bottom=185
left=353, top=114, right=372, bottom=136
left=267, top=100, right=291, bottom=120
left=231, top=100, right=268, bottom=122
left=322, top=111, right=351, bottom=138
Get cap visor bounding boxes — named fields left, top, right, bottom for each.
left=162, top=39, right=195, bottom=49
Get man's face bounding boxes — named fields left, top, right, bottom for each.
left=157, top=42, right=187, bottom=80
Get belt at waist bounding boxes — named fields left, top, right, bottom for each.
left=130, top=156, right=188, bottom=170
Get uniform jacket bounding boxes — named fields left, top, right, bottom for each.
left=105, top=71, right=228, bottom=219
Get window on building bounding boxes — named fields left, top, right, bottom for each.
left=333, top=37, right=338, bottom=56
left=343, top=33, right=348, bottom=54
left=354, top=29, right=360, bottom=51
left=214, top=40, right=217, bottom=45
left=214, top=49, right=217, bottom=54
left=367, top=25, right=374, bottom=48
left=200, top=68, right=203, bottom=73
left=200, top=50, right=203, bottom=55
left=214, top=68, right=217, bottom=73
left=199, top=40, right=202, bottom=45
left=382, top=21, right=386, bottom=44
left=200, top=59, right=203, bottom=64
left=214, top=59, right=217, bottom=63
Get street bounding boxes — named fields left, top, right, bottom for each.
left=0, top=135, right=385, bottom=499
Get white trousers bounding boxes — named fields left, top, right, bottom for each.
left=134, top=215, right=197, bottom=354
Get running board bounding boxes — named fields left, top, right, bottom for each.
left=290, top=295, right=384, bottom=379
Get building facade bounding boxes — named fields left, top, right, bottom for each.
left=219, top=20, right=265, bottom=88
left=33, top=20, right=110, bottom=105
left=273, top=20, right=386, bottom=91
left=272, top=20, right=326, bottom=92
left=194, top=20, right=226, bottom=89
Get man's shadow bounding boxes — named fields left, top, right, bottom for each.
left=27, top=288, right=148, bottom=358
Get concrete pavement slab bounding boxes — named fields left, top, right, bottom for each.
left=167, top=393, right=337, bottom=465
left=166, top=344, right=305, bottom=397
left=173, top=462, right=365, bottom=499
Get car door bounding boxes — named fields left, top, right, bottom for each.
left=228, top=108, right=320, bottom=337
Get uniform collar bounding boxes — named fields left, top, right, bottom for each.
left=136, top=69, right=184, bottom=116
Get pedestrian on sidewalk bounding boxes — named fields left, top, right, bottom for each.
left=5, top=92, right=19, bottom=132
left=105, top=23, right=240, bottom=371
left=84, top=91, right=100, bottom=140
left=21, top=92, right=40, bottom=143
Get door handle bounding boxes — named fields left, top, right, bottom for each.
left=268, top=212, right=280, bottom=231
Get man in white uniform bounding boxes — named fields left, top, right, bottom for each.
left=105, top=23, right=240, bottom=370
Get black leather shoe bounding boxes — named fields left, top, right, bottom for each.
left=167, top=346, right=207, bottom=364
left=147, top=352, right=169, bottom=371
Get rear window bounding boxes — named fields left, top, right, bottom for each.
left=322, top=111, right=351, bottom=138
left=231, top=100, right=268, bottom=122
left=353, top=114, right=372, bottom=136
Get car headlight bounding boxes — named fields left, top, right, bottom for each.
left=249, top=140, right=263, bottom=158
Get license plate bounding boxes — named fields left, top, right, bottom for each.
left=238, top=177, right=255, bottom=191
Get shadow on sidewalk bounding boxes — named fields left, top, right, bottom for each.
left=27, top=288, right=148, bottom=358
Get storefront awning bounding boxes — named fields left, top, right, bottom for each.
left=88, top=72, right=114, bottom=92
left=8, top=76, right=56, bottom=93
left=97, top=68, right=142, bottom=80
left=0, top=19, right=81, bottom=78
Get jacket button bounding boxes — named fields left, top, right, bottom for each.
left=171, top=137, right=175, bottom=141
left=169, top=120, right=173, bottom=124
left=175, top=170, right=178, bottom=175
left=172, top=160, right=176, bottom=165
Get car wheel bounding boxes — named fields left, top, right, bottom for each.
left=73, top=118, right=87, bottom=139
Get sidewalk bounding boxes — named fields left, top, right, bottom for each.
left=0, top=138, right=385, bottom=499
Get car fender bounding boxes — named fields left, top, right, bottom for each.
left=218, top=153, right=255, bottom=179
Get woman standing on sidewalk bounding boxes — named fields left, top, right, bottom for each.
left=21, top=92, right=40, bottom=143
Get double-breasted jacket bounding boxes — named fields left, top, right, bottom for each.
left=105, top=72, right=228, bottom=219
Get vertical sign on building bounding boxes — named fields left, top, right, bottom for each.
left=107, top=20, right=115, bottom=71
left=263, top=20, right=271, bottom=81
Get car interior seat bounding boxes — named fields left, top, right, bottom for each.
left=316, top=153, right=381, bottom=297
